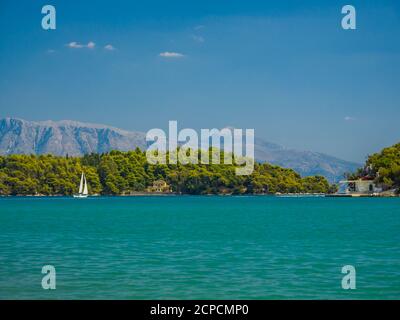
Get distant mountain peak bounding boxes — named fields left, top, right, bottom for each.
left=0, top=117, right=360, bottom=182
left=0, top=117, right=146, bottom=157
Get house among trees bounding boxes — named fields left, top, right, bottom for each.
left=338, top=165, right=383, bottom=196
left=338, top=178, right=382, bottom=195
left=147, top=180, right=171, bottom=193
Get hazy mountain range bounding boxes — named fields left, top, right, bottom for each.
left=0, top=117, right=360, bottom=182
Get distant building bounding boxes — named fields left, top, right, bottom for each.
left=147, top=180, right=171, bottom=193
left=338, top=178, right=383, bottom=195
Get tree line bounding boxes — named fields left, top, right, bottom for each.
left=348, top=142, right=400, bottom=193
left=0, top=149, right=333, bottom=196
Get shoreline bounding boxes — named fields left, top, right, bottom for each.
left=0, top=193, right=398, bottom=198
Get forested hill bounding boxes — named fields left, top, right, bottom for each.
left=0, top=117, right=359, bottom=182
left=351, top=142, right=400, bottom=192
left=0, top=150, right=333, bottom=196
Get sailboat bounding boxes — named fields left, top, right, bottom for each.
left=73, top=172, right=89, bottom=198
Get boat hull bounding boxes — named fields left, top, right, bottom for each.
left=73, top=194, right=88, bottom=198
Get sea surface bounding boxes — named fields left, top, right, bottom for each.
left=0, top=196, right=399, bottom=299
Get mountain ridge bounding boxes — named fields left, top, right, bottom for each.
left=0, top=117, right=360, bottom=182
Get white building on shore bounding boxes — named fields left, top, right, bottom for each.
left=337, top=179, right=382, bottom=196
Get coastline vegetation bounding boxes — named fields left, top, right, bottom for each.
left=348, top=142, right=400, bottom=194
left=0, top=149, right=333, bottom=196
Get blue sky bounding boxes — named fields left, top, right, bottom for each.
left=0, top=0, right=399, bottom=162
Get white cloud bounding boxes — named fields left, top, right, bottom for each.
left=159, top=51, right=185, bottom=58
left=344, top=116, right=356, bottom=121
left=194, top=25, right=205, bottom=30
left=66, top=41, right=96, bottom=49
left=104, top=44, right=116, bottom=51
left=67, top=41, right=84, bottom=49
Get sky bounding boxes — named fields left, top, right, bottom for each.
left=0, top=0, right=399, bottom=163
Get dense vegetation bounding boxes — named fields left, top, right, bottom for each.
left=0, top=149, right=332, bottom=195
left=349, top=142, right=400, bottom=192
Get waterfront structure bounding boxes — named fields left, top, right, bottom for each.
left=337, top=178, right=382, bottom=196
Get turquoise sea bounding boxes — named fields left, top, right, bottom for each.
left=0, top=196, right=399, bottom=299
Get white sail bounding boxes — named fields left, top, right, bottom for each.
left=74, top=172, right=89, bottom=198
left=78, top=173, right=84, bottom=194
left=83, top=175, right=88, bottom=195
